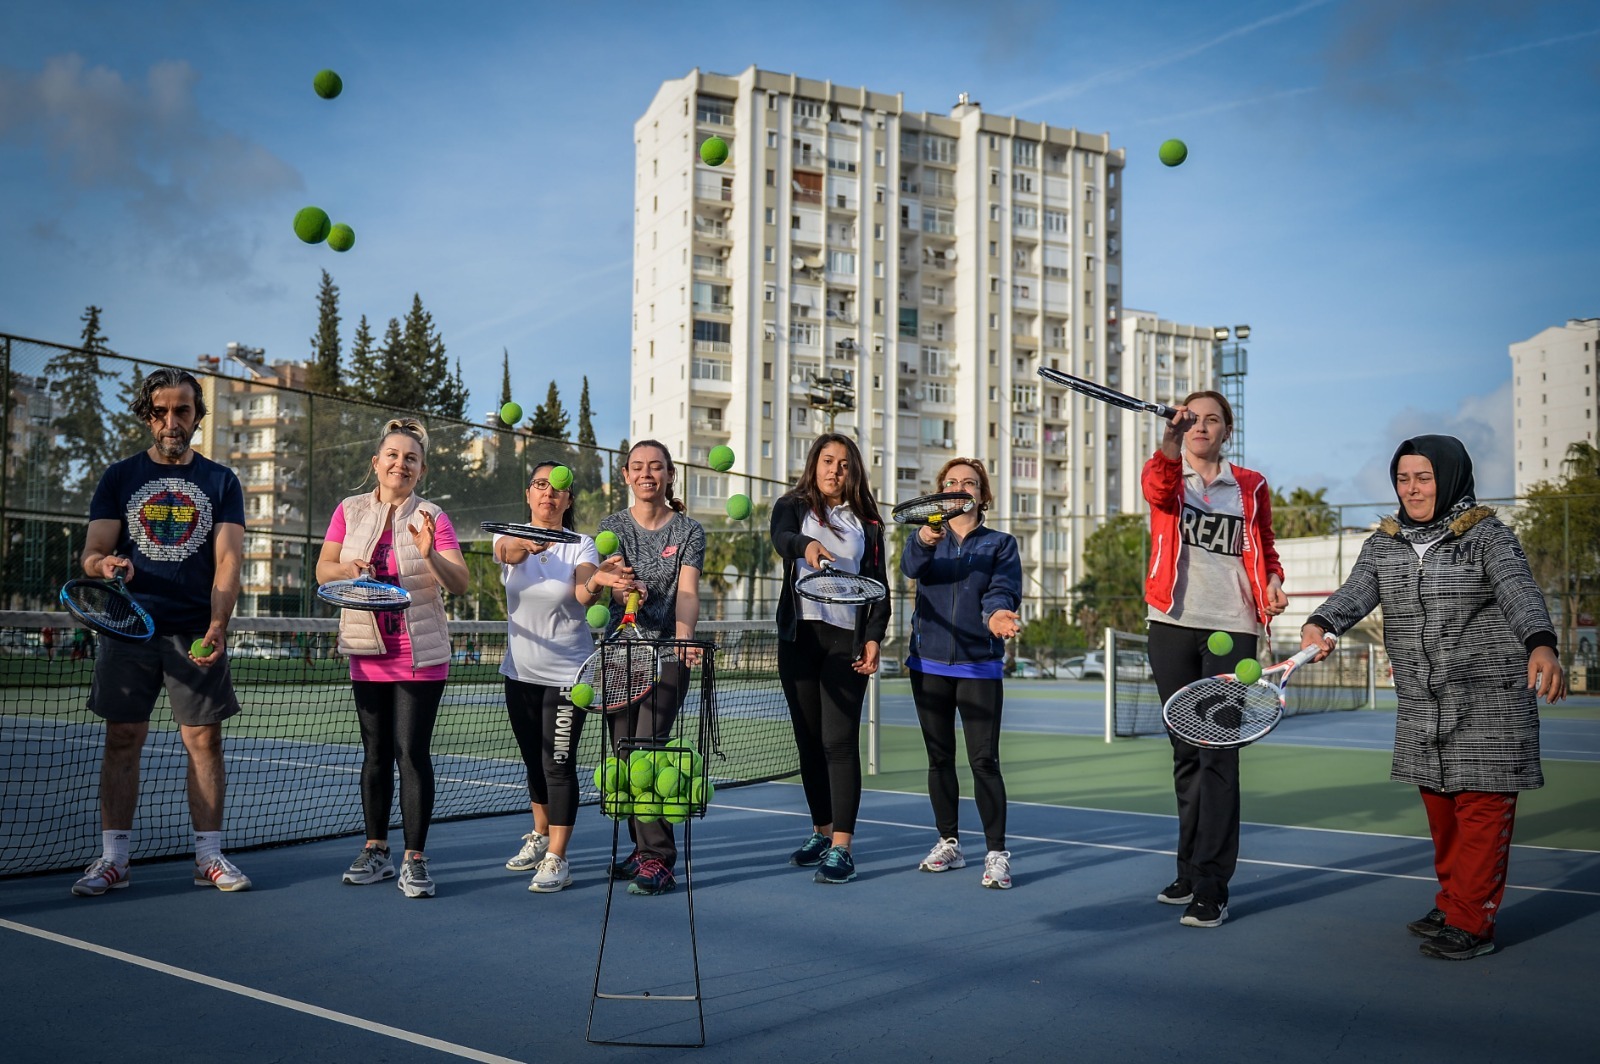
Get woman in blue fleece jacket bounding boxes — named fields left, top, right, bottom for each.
left=900, top=458, right=1022, bottom=889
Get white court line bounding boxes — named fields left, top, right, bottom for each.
left=0, top=918, right=526, bottom=1064
left=718, top=796, right=1600, bottom=898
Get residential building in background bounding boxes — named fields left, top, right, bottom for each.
left=632, top=66, right=1138, bottom=616
left=1511, top=318, right=1600, bottom=495
left=1115, top=310, right=1220, bottom=514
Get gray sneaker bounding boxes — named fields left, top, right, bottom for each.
left=398, top=853, right=435, bottom=898
left=528, top=853, right=573, bottom=893
left=72, top=858, right=130, bottom=897
left=342, top=845, right=394, bottom=885
left=505, top=831, right=549, bottom=872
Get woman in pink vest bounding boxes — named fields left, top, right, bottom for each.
left=315, top=418, right=470, bottom=899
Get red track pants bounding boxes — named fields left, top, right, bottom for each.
left=1419, top=788, right=1518, bottom=938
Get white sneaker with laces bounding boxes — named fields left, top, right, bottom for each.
left=342, top=845, right=395, bottom=885
left=194, top=854, right=252, bottom=892
left=398, top=854, right=435, bottom=898
left=528, top=853, right=573, bottom=893
left=919, top=836, right=966, bottom=873
left=505, top=831, right=550, bottom=872
left=72, top=858, right=130, bottom=897
left=982, top=850, right=1012, bottom=890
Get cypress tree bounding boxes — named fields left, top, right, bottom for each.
left=47, top=306, right=117, bottom=507
left=307, top=269, right=342, bottom=394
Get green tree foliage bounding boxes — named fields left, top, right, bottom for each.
left=108, top=361, right=149, bottom=459
left=306, top=269, right=342, bottom=394
left=574, top=376, right=603, bottom=492
left=499, top=349, right=513, bottom=409
left=47, top=306, right=117, bottom=509
left=699, top=503, right=777, bottom=620
left=1071, top=512, right=1149, bottom=641
left=529, top=380, right=570, bottom=443
left=1515, top=441, right=1600, bottom=661
left=1018, top=610, right=1088, bottom=673
left=607, top=437, right=631, bottom=515
left=1269, top=485, right=1339, bottom=538
left=345, top=315, right=379, bottom=399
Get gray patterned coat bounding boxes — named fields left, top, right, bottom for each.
left=1309, top=507, right=1553, bottom=792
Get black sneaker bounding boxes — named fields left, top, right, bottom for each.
left=1180, top=897, right=1229, bottom=927
left=627, top=857, right=677, bottom=896
left=1157, top=878, right=1194, bottom=905
left=813, top=846, right=857, bottom=884
left=1406, top=908, right=1447, bottom=939
left=1420, top=926, right=1495, bottom=960
left=789, top=832, right=830, bottom=867
left=608, top=848, right=642, bottom=881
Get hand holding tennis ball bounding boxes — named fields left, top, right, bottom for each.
left=700, top=136, right=729, bottom=166
left=189, top=638, right=214, bottom=659
left=708, top=444, right=735, bottom=472
left=1235, top=658, right=1262, bottom=685
left=1207, top=631, right=1233, bottom=656
left=585, top=604, right=610, bottom=629
left=499, top=401, right=522, bottom=426
left=548, top=465, right=573, bottom=491
left=594, top=529, right=620, bottom=556
left=726, top=493, right=752, bottom=521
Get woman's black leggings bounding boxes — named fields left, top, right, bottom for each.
left=778, top=620, right=870, bottom=836
left=351, top=680, right=446, bottom=853
left=505, top=679, right=586, bottom=826
left=910, top=671, right=1007, bottom=852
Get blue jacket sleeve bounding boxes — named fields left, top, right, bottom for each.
left=979, top=532, right=1022, bottom=620
left=900, top=528, right=936, bottom=579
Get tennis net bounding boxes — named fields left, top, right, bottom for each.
left=0, top=613, right=796, bottom=878
left=1104, top=627, right=1376, bottom=739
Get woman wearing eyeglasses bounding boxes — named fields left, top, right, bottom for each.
left=900, top=458, right=1022, bottom=889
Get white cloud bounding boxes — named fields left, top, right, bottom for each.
left=1350, top=378, right=1514, bottom=501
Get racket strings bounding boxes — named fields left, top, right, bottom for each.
left=63, top=584, right=144, bottom=633
left=796, top=572, right=884, bottom=604
left=319, top=580, right=410, bottom=609
left=1165, top=680, right=1283, bottom=745
left=579, top=642, right=660, bottom=711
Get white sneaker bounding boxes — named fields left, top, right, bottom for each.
left=505, top=831, right=549, bottom=872
left=72, top=858, right=130, bottom=897
left=342, top=844, right=395, bottom=885
left=398, top=853, right=435, bottom=898
left=982, top=850, right=1012, bottom=890
left=194, top=854, right=252, bottom=892
left=919, top=837, right=966, bottom=873
left=528, top=853, right=572, bottom=893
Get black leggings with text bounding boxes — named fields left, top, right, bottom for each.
left=351, top=680, right=446, bottom=854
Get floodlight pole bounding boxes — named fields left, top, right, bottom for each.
left=1212, top=325, right=1250, bottom=464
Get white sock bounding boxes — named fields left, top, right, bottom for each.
left=103, top=829, right=131, bottom=867
left=194, top=831, right=223, bottom=864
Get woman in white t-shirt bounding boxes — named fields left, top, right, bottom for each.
left=497, top=461, right=632, bottom=892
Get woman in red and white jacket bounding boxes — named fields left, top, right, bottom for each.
left=1140, top=390, right=1286, bottom=929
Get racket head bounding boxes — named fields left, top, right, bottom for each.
left=479, top=520, right=582, bottom=544
left=1035, top=365, right=1174, bottom=419
left=58, top=577, right=155, bottom=642
left=1161, top=678, right=1284, bottom=748
left=315, top=578, right=413, bottom=612
left=573, top=637, right=660, bottom=714
left=794, top=564, right=888, bottom=605
left=891, top=492, right=975, bottom=526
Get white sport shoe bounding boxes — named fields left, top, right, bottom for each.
left=72, top=858, right=130, bottom=897
left=194, top=854, right=252, bottom=892
left=919, top=837, right=966, bottom=873
left=982, top=850, right=1012, bottom=890
left=528, top=853, right=573, bottom=893
left=505, top=831, right=549, bottom=872
left=342, top=844, right=395, bottom=885
left=398, top=853, right=435, bottom=898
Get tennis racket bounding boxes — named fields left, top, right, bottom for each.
left=572, top=590, right=660, bottom=714
left=1161, top=641, right=1329, bottom=749
left=479, top=520, right=582, bottom=544
left=795, top=562, right=888, bottom=605
left=59, top=570, right=155, bottom=642
left=1036, top=366, right=1179, bottom=420
left=316, top=567, right=413, bottom=612
left=891, top=491, right=975, bottom=527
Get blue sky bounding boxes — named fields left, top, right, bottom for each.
left=2, top=0, right=1596, bottom=503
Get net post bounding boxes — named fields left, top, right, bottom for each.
left=1103, top=626, right=1115, bottom=743
left=866, top=673, right=880, bottom=774
left=1366, top=644, right=1377, bottom=710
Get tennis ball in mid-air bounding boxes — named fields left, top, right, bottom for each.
left=726, top=493, right=752, bottom=521
left=189, top=638, right=214, bottom=658
left=1207, top=631, right=1234, bottom=656
left=571, top=682, right=595, bottom=709
left=654, top=766, right=683, bottom=799
left=700, top=136, right=729, bottom=166
left=1235, top=658, right=1262, bottom=685
left=293, top=207, right=331, bottom=244
left=708, top=444, right=735, bottom=472
left=585, top=604, right=610, bottom=629
left=326, top=223, right=355, bottom=252
left=313, top=69, right=343, bottom=99
left=1158, top=138, right=1188, bottom=167
left=594, top=529, right=620, bottom=556
left=548, top=465, right=573, bottom=491
left=499, top=401, right=522, bottom=426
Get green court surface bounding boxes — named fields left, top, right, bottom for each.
left=865, top=725, right=1600, bottom=852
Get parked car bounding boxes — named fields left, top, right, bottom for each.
left=1011, top=657, right=1045, bottom=679
left=1058, top=654, right=1088, bottom=680
left=878, top=656, right=902, bottom=678
left=1075, top=650, right=1151, bottom=681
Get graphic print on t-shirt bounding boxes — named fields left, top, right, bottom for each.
left=126, top=478, right=214, bottom=562
left=369, top=538, right=407, bottom=636
left=1180, top=505, right=1243, bottom=557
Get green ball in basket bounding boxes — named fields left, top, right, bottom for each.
left=700, top=135, right=729, bottom=166
left=189, top=638, right=214, bottom=659
left=629, top=754, right=656, bottom=795
left=594, top=529, right=620, bottom=556
left=660, top=801, right=691, bottom=824
left=665, top=740, right=704, bottom=777
left=634, top=800, right=664, bottom=821
left=293, top=206, right=331, bottom=244
left=593, top=756, right=625, bottom=794
left=708, top=444, right=735, bottom=472
left=602, top=796, right=631, bottom=821
left=653, top=765, right=683, bottom=800
left=689, top=776, right=715, bottom=808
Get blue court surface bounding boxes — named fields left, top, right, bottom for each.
left=3, top=780, right=1595, bottom=1063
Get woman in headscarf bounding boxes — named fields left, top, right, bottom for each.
left=1302, top=434, right=1565, bottom=961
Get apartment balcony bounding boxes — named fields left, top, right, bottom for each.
left=1011, top=436, right=1039, bottom=451
left=690, top=418, right=729, bottom=436
left=1011, top=401, right=1040, bottom=416
left=696, top=110, right=734, bottom=128
left=692, top=301, right=734, bottom=317
left=230, top=409, right=300, bottom=426
left=1012, top=332, right=1039, bottom=349
left=692, top=339, right=731, bottom=355
left=693, top=218, right=731, bottom=242
left=689, top=375, right=733, bottom=397
left=695, top=184, right=733, bottom=203
left=898, top=361, right=919, bottom=376
left=1044, top=440, right=1068, bottom=457
left=692, top=258, right=727, bottom=278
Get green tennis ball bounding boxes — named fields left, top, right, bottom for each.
left=660, top=801, right=691, bottom=824
left=189, top=638, right=213, bottom=658
left=594, top=756, right=624, bottom=793
left=634, top=800, right=664, bottom=820
left=594, top=529, right=620, bottom=556
left=602, top=796, right=629, bottom=821
left=726, top=493, right=752, bottom=521
left=1158, top=138, right=1188, bottom=167
left=326, top=223, right=355, bottom=252
left=313, top=69, right=343, bottom=99
left=629, top=757, right=656, bottom=794
left=585, top=604, right=610, bottom=630
left=689, top=777, right=714, bottom=807
left=700, top=136, right=729, bottom=166
left=293, top=207, right=331, bottom=244
left=571, top=681, right=595, bottom=709
left=548, top=465, right=573, bottom=491
left=499, top=401, right=522, bottom=426
left=1207, top=631, right=1234, bottom=656
left=654, top=766, right=682, bottom=799
left=1236, top=658, right=1262, bottom=685
left=708, top=444, right=735, bottom=472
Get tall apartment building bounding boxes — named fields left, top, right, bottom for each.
left=1115, top=310, right=1220, bottom=514
left=1511, top=318, right=1600, bottom=496
left=633, top=67, right=1130, bottom=615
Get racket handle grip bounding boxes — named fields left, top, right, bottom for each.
left=624, top=590, right=641, bottom=614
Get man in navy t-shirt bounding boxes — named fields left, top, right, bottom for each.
left=71, top=367, right=253, bottom=897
